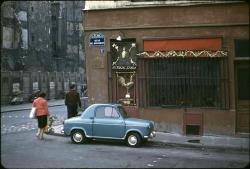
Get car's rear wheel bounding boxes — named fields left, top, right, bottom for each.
left=71, top=130, right=86, bottom=144
left=126, top=132, right=142, bottom=147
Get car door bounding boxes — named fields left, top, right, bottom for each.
left=93, top=106, right=125, bottom=138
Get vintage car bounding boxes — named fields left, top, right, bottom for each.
left=63, top=103, right=156, bottom=147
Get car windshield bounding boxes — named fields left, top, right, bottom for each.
left=118, top=106, right=128, bottom=118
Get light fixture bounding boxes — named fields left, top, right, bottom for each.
left=116, top=35, right=122, bottom=41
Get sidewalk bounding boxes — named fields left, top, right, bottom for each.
left=51, top=125, right=249, bottom=151
left=1, top=99, right=65, bottom=113
left=1, top=99, right=249, bottom=152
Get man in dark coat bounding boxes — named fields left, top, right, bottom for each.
left=65, top=84, right=82, bottom=118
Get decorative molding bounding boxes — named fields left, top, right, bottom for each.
left=84, top=23, right=249, bottom=31
left=137, top=50, right=228, bottom=58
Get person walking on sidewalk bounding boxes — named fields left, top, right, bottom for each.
left=65, top=84, right=82, bottom=119
left=33, top=92, right=50, bottom=140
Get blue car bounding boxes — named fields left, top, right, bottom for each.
left=63, top=104, right=156, bottom=147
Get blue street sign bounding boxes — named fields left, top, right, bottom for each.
left=89, top=32, right=105, bottom=46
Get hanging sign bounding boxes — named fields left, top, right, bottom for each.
left=89, top=32, right=105, bottom=47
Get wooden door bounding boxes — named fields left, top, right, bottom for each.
left=235, top=61, right=250, bottom=133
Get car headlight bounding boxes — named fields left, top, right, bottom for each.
left=150, top=131, right=156, bottom=138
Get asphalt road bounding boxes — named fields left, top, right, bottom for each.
left=1, top=106, right=249, bottom=168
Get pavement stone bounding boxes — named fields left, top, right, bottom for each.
left=1, top=99, right=249, bottom=152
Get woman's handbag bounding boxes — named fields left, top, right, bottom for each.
left=29, top=107, right=36, bottom=119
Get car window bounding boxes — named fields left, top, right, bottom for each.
left=105, top=107, right=112, bottom=117
left=95, top=106, right=105, bottom=118
left=81, top=105, right=94, bottom=118
left=111, top=108, right=119, bottom=118
left=95, top=106, right=120, bottom=118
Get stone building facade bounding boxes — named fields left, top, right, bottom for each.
left=1, top=1, right=85, bottom=72
left=1, top=1, right=86, bottom=104
left=83, top=1, right=249, bottom=136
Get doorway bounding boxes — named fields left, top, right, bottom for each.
left=235, top=61, right=250, bottom=133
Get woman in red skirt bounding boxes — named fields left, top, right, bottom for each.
left=32, top=92, right=50, bottom=140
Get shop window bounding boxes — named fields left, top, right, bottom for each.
left=138, top=57, right=228, bottom=109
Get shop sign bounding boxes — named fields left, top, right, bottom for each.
left=89, top=32, right=105, bottom=46
left=111, top=41, right=137, bottom=70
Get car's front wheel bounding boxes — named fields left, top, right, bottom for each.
left=71, top=130, right=86, bottom=144
left=126, top=132, right=142, bottom=147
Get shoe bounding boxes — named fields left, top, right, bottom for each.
left=36, top=133, right=39, bottom=137
left=39, top=133, right=44, bottom=140
left=38, top=135, right=44, bottom=140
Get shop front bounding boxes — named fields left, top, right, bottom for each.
left=83, top=1, right=249, bottom=135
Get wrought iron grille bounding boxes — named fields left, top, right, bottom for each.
left=138, top=57, right=229, bottom=109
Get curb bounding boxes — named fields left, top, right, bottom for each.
left=46, top=125, right=249, bottom=152
left=151, top=140, right=249, bottom=152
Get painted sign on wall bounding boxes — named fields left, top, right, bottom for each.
left=111, top=40, right=137, bottom=70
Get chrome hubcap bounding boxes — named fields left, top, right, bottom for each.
left=128, top=135, right=137, bottom=146
left=73, top=133, right=82, bottom=142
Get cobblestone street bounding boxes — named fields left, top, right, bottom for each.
left=1, top=106, right=66, bottom=135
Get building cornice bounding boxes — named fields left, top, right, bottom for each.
left=84, top=23, right=249, bottom=31
left=83, top=1, right=246, bottom=11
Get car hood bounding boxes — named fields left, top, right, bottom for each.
left=124, top=118, right=154, bottom=127
left=64, top=116, right=81, bottom=123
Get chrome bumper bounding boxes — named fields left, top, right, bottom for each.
left=144, top=131, right=156, bottom=139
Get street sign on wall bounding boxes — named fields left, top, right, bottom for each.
left=89, top=32, right=105, bottom=46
